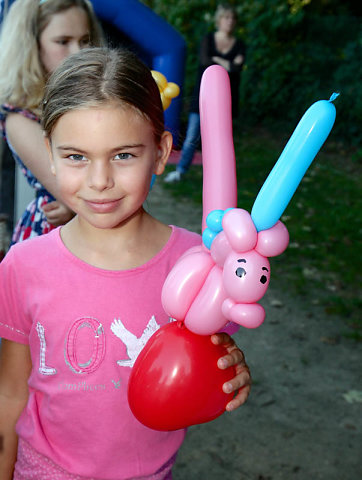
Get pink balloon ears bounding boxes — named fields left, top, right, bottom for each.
left=203, top=208, right=289, bottom=257
left=256, top=221, right=289, bottom=257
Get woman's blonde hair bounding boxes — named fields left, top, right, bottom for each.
left=214, top=4, right=237, bottom=28
left=0, top=0, right=103, bottom=114
left=42, top=48, right=165, bottom=144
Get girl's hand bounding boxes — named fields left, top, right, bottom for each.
left=42, top=201, right=75, bottom=227
left=211, top=332, right=251, bottom=412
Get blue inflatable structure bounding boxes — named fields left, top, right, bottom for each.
left=90, top=0, right=186, bottom=144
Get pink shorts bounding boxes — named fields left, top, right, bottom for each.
left=14, top=438, right=173, bottom=480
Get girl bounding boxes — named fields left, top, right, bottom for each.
left=0, top=0, right=103, bottom=245
left=0, top=48, right=251, bottom=480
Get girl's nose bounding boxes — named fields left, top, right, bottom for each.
left=88, top=162, right=114, bottom=191
left=69, top=41, right=81, bottom=55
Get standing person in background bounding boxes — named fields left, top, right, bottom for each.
left=164, top=3, right=245, bottom=183
left=0, top=46, right=251, bottom=480
left=0, top=0, right=103, bottom=246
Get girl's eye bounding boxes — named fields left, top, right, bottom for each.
left=56, top=39, right=68, bottom=46
left=115, top=153, right=133, bottom=160
left=80, top=37, right=91, bottom=47
left=68, top=154, right=86, bottom=162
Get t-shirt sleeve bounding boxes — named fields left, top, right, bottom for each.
left=0, top=249, right=30, bottom=344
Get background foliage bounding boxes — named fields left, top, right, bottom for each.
left=141, top=0, right=361, bottom=333
left=142, top=0, right=361, bottom=145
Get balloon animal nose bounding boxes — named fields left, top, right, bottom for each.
left=235, top=267, right=246, bottom=278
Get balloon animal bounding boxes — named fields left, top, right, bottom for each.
left=162, top=66, right=338, bottom=336
left=128, top=65, right=338, bottom=431
left=162, top=210, right=289, bottom=335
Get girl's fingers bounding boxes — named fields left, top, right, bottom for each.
left=217, top=347, right=244, bottom=369
left=225, top=384, right=251, bottom=412
left=211, top=332, right=233, bottom=347
left=211, top=332, right=251, bottom=411
left=223, top=368, right=252, bottom=411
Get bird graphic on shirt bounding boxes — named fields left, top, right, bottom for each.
left=110, top=316, right=160, bottom=367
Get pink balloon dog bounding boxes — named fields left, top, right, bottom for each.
left=162, top=66, right=337, bottom=336
left=162, top=66, right=289, bottom=335
left=162, top=208, right=289, bottom=335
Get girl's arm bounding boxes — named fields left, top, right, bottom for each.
left=5, top=113, right=74, bottom=225
left=0, top=339, right=32, bottom=480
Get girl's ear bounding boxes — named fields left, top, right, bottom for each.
left=154, top=130, right=173, bottom=175
left=44, top=136, right=56, bottom=175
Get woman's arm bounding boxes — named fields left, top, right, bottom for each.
left=211, top=56, right=231, bottom=71
left=199, top=33, right=216, bottom=69
left=6, top=113, right=61, bottom=197
left=229, top=40, right=246, bottom=73
left=0, top=339, right=31, bottom=480
left=6, top=113, right=74, bottom=225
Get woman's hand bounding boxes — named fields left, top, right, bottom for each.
left=42, top=201, right=75, bottom=227
left=212, top=332, right=251, bottom=412
left=212, top=56, right=231, bottom=71
left=233, top=54, right=244, bottom=66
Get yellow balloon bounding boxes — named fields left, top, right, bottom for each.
left=164, top=82, right=180, bottom=99
left=160, top=93, right=171, bottom=110
left=151, top=71, right=180, bottom=110
left=151, top=70, right=167, bottom=91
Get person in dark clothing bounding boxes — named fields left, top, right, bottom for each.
left=164, top=4, right=245, bottom=183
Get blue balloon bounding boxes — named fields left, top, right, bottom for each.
left=150, top=174, right=156, bottom=191
left=202, top=210, right=223, bottom=249
left=251, top=94, right=339, bottom=232
left=202, top=208, right=235, bottom=249
left=202, top=229, right=217, bottom=250
left=206, top=209, right=224, bottom=232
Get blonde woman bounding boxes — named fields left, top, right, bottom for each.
left=0, top=0, right=103, bottom=245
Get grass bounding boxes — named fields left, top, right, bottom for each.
left=163, top=125, right=362, bottom=336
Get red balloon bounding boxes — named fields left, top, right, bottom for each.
left=128, top=321, right=235, bottom=431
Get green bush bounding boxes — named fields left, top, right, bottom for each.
left=142, top=0, right=361, bottom=144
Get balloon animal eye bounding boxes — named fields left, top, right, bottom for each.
left=260, top=266, right=269, bottom=284
left=236, top=267, right=246, bottom=278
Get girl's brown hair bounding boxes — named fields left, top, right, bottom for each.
left=42, top=47, right=165, bottom=143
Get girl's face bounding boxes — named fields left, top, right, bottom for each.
left=39, top=6, right=91, bottom=74
left=46, top=103, right=171, bottom=231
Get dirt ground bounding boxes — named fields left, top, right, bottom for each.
left=146, top=179, right=362, bottom=480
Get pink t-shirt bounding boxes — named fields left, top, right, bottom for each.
left=0, top=226, right=201, bottom=479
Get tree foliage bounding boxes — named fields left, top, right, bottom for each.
left=142, top=0, right=361, bottom=143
